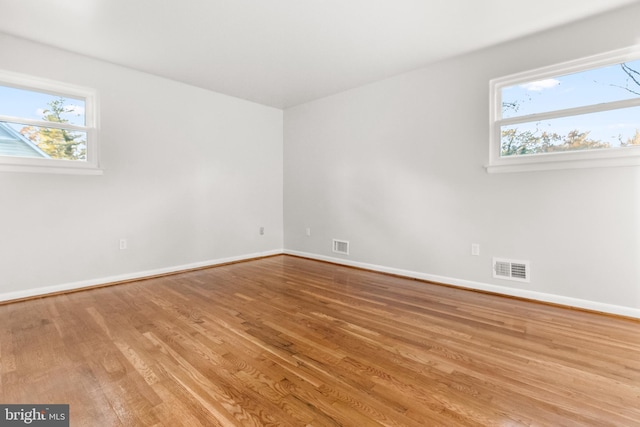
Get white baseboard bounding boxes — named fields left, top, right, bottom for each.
left=5, top=248, right=638, bottom=320
left=284, top=249, right=640, bottom=320
left=0, top=249, right=284, bottom=303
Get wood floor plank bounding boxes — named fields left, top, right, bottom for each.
left=0, top=255, right=639, bottom=426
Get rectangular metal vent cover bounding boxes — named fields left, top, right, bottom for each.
left=493, top=257, right=530, bottom=283
left=332, top=239, right=350, bottom=255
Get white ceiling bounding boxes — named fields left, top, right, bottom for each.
left=0, top=0, right=638, bottom=108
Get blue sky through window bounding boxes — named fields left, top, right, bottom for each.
left=0, top=85, right=86, bottom=126
left=502, top=60, right=640, bottom=118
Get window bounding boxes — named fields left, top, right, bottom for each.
left=488, top=46, right=640, bottom=173
left=0, top=70, right=100, bottom=174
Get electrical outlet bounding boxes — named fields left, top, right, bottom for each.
left=259, top=227, right=265, bottom=235
left=471, top=243, right=480, bottom=256
left=119, top=238, right=127, bottom=250
left=306, top=227, right=311, bottom=236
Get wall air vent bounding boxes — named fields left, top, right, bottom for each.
left=493, top=257, right=530, bottom=283
left=332, top=239, right=350, bottom=255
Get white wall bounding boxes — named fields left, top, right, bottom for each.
left=0, top=33, right=283, bottom=298
left=284, top=4, right=640, bottom=315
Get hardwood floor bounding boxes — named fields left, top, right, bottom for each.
left=1, top=255, right=639, bottom=426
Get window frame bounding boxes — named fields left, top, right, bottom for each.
left=0, top=70, right=101, bottom=175
left=488, top=46, right=640, bottom=173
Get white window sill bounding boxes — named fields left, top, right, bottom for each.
left=486, top=153, right=640, bottom=173
left=0, top=163, right=103, bottom=175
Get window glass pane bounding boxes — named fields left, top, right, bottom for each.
left=502, top=59, right=640, bottom=119
left=0, top=85, right=86, bottom=126
left=500, top=106, right=640, bottom=157
left=0, top=121, right=87, bottom=161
